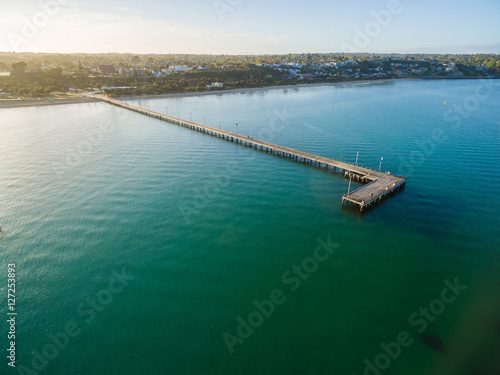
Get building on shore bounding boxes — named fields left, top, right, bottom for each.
left=206, top=82, right=224, bottom=89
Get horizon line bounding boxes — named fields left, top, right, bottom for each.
left=1, top=51, right=499, bottom=56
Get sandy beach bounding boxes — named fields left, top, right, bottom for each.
left=120, top=78, right=418, bottom=101
left=0, top=96, right=101, bottom=109
left=0, top=78, right=418, bottom=109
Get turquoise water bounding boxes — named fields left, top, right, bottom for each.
left=1, top=80, right=499, bottom=375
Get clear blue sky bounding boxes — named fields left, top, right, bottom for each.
left=1, top=0, right=499, bottom=54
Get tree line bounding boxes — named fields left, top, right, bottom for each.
left=1, top=52, right=498, bottom=98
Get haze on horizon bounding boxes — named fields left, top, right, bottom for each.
left=1, top=0, right=499, bottom=55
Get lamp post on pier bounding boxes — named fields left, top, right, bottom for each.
left=347, top=151, right=359, bottom=195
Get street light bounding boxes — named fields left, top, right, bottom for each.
left=378, top=157, right=383, bottom=172
left=177, top=109, right=179, bottom=117
left=348, top=151, right=358, bottom=195
left=165, top=106, right=168, bottom=115
left=235, top=123, right=238, bottom=134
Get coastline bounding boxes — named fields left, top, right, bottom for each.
left=0, top=79, right=419, bottom=109
left=119, top=78, right=420, bottom=101
left=0, top=96, right=101, bottom=109
left=1, top=77, right=485, bottom=108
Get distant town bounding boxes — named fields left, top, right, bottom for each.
left=0, top=52, right=499, bottom=98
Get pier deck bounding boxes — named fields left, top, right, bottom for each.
left=97, top=95, right=406, bottom=211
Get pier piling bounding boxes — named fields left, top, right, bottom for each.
left=98, top=96, right=407, bottom=211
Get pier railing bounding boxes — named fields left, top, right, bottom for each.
left=97, top=95, right=406, bottom=211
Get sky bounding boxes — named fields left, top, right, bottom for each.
left=1, top=0, right=499, bottom=54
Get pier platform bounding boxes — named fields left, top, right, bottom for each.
left=96, top=95, right=407, bottom=211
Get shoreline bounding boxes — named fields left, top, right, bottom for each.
left=0, top=79, right=419, bottom=108
left=1, top=76, right=493, bottom=108
left=0, top=96, right=101, bottom=109
left=119, top=78, right=420, bottom=100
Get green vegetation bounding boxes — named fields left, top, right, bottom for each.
left=0, top=52, right=498, bottom=98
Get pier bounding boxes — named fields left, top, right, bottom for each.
left=97, top=96, right=407, bottom=211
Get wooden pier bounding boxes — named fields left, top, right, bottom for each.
left=98, top=96, right=407, bottom=211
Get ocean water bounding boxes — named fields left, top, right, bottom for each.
left=1, top=79, right=499, bottom=375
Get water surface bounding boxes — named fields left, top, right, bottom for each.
left=1, top=79, right=499, bottom=375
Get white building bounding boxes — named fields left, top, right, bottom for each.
left=170, top=65, right=192, bottom=72
left=206, top=82, right=224, bottom=89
